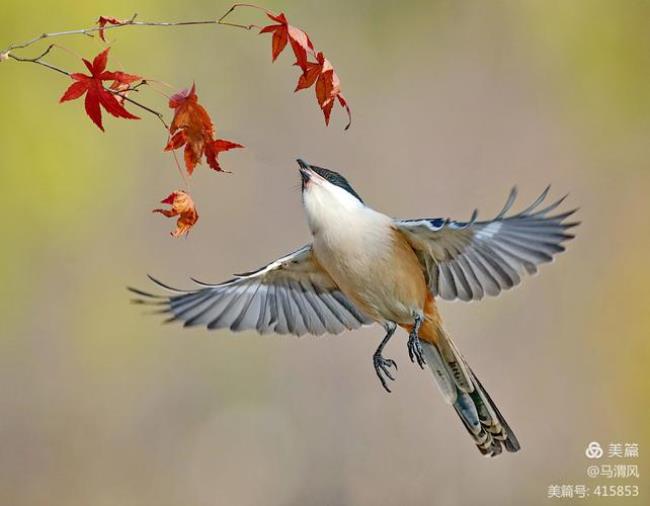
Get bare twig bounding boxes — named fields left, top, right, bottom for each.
left=120, top=94, right=169, bottom=129
left=12, top=43, right=55, bottom=62
left=3, top=18, right=221, bottom=53
left=120, top=80, right=148, bottom=93
left=8, top=50, right=70, bottom=76
left=2, top=4, right=266, bottom=56
left=217, top=3, right=268, bottom=29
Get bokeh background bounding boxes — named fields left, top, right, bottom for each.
left=1, top=1, right=648, bottom=504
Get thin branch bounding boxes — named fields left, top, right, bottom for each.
left=120, top=94, right=169, bottom=129
left=2, top=4, right=267, bottom=56
left=8, top=50, right=70, bottom=76
left=217, top=3, right=268, bottom=29
left=123, top=80, right=148, bottom=93
left=15, top=43, right=55, bottom=61
left=4, top=18, right=217, bottom=53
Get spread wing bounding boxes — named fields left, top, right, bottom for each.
left=395, top=187, right=578, bottom=301
left=129, top=245, right=372, bottom=336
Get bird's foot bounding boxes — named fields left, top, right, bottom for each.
left=373, top=352, right=398, bottom=393
left=407, top=331, right=426, bottom=368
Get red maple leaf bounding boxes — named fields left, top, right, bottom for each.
left=153, top=190, right=199, bottom=237
left=164, top=84, right=243, bottom=174
left=259, top=12, right=314, bottom=71
left=96, top=16, right=125, bottom=42
left=295, top=52, right=351, bottom=129
left=59, top=48, right=140, bottom=131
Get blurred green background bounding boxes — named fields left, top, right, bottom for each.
left=1, top=0, right=649, bottom=504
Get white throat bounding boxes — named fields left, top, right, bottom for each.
left=302, top=178, right=367, bottom=235
left=302, top=176, right=393, bottom=253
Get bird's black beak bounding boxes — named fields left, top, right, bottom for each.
left=297, top=159, right=311, bottom=186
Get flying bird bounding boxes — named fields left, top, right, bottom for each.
left=131, top=159, right=578, bottom=456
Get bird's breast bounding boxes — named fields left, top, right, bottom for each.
left=312, top=213, right=427, bottom=323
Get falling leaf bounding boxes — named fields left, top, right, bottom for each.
left=96, top=16, right=126, bottom=42
left=153, top=190, right=199, bottom=237
left=295, top=52, right=351, bottom=129
left=59, top=48, right=140, bottom=131
left=259, top=12, right=314, bottom=71
left=164, top=84, right=243, bottom=174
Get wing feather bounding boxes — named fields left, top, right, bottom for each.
left=395, top=188, right=577, bottom=301
left=130, top=245, right=371, bottom=336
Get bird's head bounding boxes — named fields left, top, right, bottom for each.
left=297, top=159, right=365, bottom=234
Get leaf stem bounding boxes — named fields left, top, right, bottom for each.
left=169, top=146, right=190, bottom=190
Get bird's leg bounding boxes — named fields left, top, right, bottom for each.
left=373, top=322, right=398, bottom=392
left=407, top=313, right=426, bottom=368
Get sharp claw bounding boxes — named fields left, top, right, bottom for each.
left=373, top=354, right=397, bottom=392
left=416, top=347, right=424, bottom=367
left=407, top=333, right=426, bottom=369
left=380, top=364, right=395, bottom=381
left=375, top=366, right=392, bottom=393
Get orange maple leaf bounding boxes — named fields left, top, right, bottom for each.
left=153, top=190, right=199, bottom=237
left=259, top=12, right=314, bottom=71
left=96, top=16, right=126, bottom=42
left=295, top=52, right=351, bottom=129
left=164, top=84, right=243, bottom=174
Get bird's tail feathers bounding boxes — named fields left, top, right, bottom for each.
left=419, top=324, right=520, bottom=456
